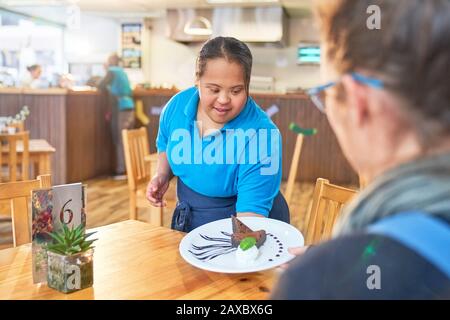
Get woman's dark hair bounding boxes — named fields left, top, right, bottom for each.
left=27, top=64, right=41, bottom=72
left=316, top=0, right=450, bottom=145
left=196, top=36, right=253, bottom=94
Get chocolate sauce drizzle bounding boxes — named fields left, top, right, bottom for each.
left=189, top=231, right=285, bottom=262
left=189, top=231, right=235, bottom=261
left=267, top=233, right=285, bottom=262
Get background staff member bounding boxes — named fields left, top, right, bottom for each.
left=98, top=53, right=135, bottom=178
left=146, top=37, right=289, bottom=232
left=21, top=64, right=46, bottom=88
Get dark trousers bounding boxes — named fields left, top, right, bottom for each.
left=110, top=96, right=135, bottom=174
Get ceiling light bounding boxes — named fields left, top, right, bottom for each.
left=206, top=0, right=279, bottom=4
left=184, top=16, right=212, bottom=36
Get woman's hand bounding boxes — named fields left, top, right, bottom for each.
left=288, top=246, right=309, bottom=256
left=146, top=152, right=173, bottom=207
left=279, top=246, right=310, bottom=270
left=146, top=174, right=170, bottom=207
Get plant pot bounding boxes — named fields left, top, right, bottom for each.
left=47, top=249, right=94, bottom=293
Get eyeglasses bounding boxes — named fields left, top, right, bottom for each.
left=307, top=72, right=384, bottom=113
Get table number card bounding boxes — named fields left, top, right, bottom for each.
left=31, top=183, right=85, bottom=283
left=31, top=188, right=53, bottom=283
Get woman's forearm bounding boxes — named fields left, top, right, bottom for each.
left=156, top=152, right=174, bottom=180
left=236, top=212, right=265, bottom=218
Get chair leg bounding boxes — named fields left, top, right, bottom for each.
left=129, top=192, right=137, bottom=220
left=150, top=206, right=163, bottom=227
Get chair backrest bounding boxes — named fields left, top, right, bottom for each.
left=0, top=174, right=52, bottom=247
left=305, top=178, right=357, bottom=245
left=0, top=131, right=30, bottom=182
left=284, top=134, right=304, bottom=207
left=8, top=121, right=25, bottom=132
left=122, top=127, right=151, bottom=190
left=359, top=173, right=368, bottom=189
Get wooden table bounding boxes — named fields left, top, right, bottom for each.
left=0, top=220, right=279, bottom=299
left=1, top=139, right=55, bottom=177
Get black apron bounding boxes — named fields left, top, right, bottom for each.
left=171, top=178, right=290, bottom=232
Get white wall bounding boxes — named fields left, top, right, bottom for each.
left=64, top=13, right=121, bottom=64
left=0, top=7, right=120, bottom=66
left=250, top=17, right=321, bottom=91
left=0, top=7, right=121, bottom=84
left=145, top=15, right=321, bottom=92
left=145, top=18, right=198, bottom=89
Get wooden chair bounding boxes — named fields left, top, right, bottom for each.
left=284, top=134, right=304, bottom=207
left=8, top=121, right=25, bottom=132
left=122, top=127, right=162, bottom=226
left=0, top=174, right=52, bottom=247
left=359, top=173, right=368, bottom=189
left=304, top=178, right=357, bottom=245
left=0, top=131, right=30, bottom=182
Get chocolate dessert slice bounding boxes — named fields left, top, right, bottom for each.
left=231, top=216, right=267, bottom=248
left=232, top=215, right=253, bottom=234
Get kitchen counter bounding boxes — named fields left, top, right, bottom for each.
left=133, top=87, right=178, bottom=97
left=0, top=87, right=68, bottom=95
left=0, top=87, right=100, bottom=95
left=67, top=88, right=100, bottom=95
left=133, top=87, right=309, bottom=99
left=0, top=87, right=100, bottom=92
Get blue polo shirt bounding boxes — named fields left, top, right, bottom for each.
left=108, top=66, right=134, bottom=110
left=156, top=87, right=282, bottom=216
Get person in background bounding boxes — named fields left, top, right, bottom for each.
left=21, top=64, right=46, bottom=89
left=98, top=53, right=135, bottom=179
left=146, top=37, right=289, bottom=232
left=271, top=0, right=450, bottom=299
left=58, top=73, right=75, bottom=89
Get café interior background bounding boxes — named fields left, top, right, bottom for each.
left=0, top=0, right=321, bottom=93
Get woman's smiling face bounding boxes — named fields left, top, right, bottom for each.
left=197, top=58, right=248, bottom=125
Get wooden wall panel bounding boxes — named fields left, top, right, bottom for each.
left=253, top=94, right=358, bottom=184
left=0, top=92, right=66, bottom=184
left=139, top=94, right=173, bottom=154
left=66, top=92, right=113, bottom=182
left=94, top=94, right=114, bottom=177
left=0, top=94, right=22, bottom=116
left=1, top=90, right=113, bottom=184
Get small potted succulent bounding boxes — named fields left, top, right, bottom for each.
left=46, top=224, right=97, bottom=293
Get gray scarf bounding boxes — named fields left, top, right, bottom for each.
left=334, top=151, right=450, bottom=236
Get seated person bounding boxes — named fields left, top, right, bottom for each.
left=271, top=0, right=450, bottom=299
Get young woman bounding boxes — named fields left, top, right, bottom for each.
left=146, top=37, right=289, bottom=232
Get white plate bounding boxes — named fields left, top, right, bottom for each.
left=179, top=217, right=304, bottom=273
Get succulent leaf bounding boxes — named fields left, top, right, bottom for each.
left=46, top=224, right=97, bottom=256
